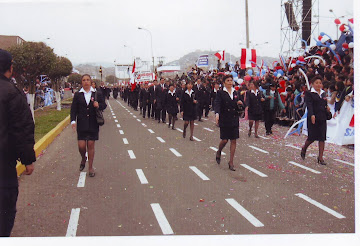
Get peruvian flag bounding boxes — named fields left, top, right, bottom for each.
left=214, top=50, right=225, bottom=61
left=130, top=59, right=136, bottom=89
left=240, top=48, right=257, bottom=69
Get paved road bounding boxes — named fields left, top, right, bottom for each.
left=12, top=97, right=355, bottom=237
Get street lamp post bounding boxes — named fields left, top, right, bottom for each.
left=138, top=27, right=154, bottom=73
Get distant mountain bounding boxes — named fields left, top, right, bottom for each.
left=165, top=50, right=278, bottom=71
left=74, top=64, right=115, bottom=80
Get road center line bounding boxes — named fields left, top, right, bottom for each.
left=285, top=144, right=302, bottom=150
left=169, top=148, right=182, bottom=157
left=113, top=116, right=116, bottom=119
left=295, top=193, right=346, bottom=219
left=128, top=150, right=136, bottom=159
left=203, top=127, right=214, bottom=132
left=258, top=135, right=269, bottom=140
left=119, top=130, right=124, bottom=135
left=288, top=161, right=321, bottom=174
left=225, top=198, right=264, bottom=227
left=240, top=164, right=268, bottom=177
left=189, top=166, right=210, bottom=180
left=156, top=137, right=165, bottom=143
left=112, top=113, right=115, bottom=116
left=150, top=203, right=174, bottom=235
left=114, top=120, right=118, bottom=123
left=77, top=172, right=87, bottom=187
left=333, top=159, right=354, bottom=166
left=135, top=169, right=149, bottom=184
left=176, top=128, right=183, bottom=133
left=123, top=138, right=129, bottom=144
left=148, top=129, right=155, bottom=133
left=248, top=145, right=269, bottom=154
left=193, top=136, right=201, bottom=142
left=137, top=119, right=141, bottom=122
left=209, top=146, right=226, bottom=155
left=66, top=208, right=81, bottom=237
left=116, top=124, right=121, bottom=128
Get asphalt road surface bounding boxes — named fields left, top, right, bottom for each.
left=12, top=97, right=355, bottom=237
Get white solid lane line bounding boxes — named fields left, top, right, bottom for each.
left=119, top=130, right=124, bottom=135
left=128, top=150, right=136, bottom=159
left=150, top=203, right=174, bottom=235
left=240, top=164, right=268, bottom=177
left=225, top=198, right=264, bottom=227
left=137, top=119, right=141, bottom=122
left=288, top=161, right=321, bottom=174
left=193, top=136, right=201, bottom=142
left=169, top=148, right=182, bottom=157
left=203, top=127, right=214, bottom=132
left=135, top=169, right=149, bottom=184
left=176, top=128, right=183, bottom=133
left=248, top=145, right=269, bottom=154
left=148, top=129, right=155, bottom=134
left=115, top=120, right=118, bottom=123
left=77, top=172, right=87, bottom=187
left=209, top=146, right=226, bottom=155
left=189, top=166, right=210, bottom=180
left=295, top=193, right=346, bottom=219
left=258, top=135, right=269, bottom=140
left=285, top=144, right=302, bottom=150
left=123, top=138, right=129, bottom=144
left=116, top=124, right=121, bottom=128
left=333, top=159, right=354, bottom=166
left=156, top=137, right=165, bottom=143
left=66, top=208, right=81, bottom=237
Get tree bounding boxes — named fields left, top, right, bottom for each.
left=105, top=75, right=118, bottom=84
left=68, top=73, right=82, bottom=86
left=9, top=42, right=57, bottom=120
left=93, top=79, right=101, bottom=86
left=48, top=56, right=73, bottom=110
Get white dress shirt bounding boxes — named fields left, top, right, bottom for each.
left=71, top=87, right=96, bottom=125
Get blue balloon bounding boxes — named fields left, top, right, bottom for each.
left=274, top=71, right=278, bottom=77
left=261, top=70, right=266, bottom=75
left=247, top=69, right=253, bottom=76
left=231, top=71, right=238, bottom=77
left=316, top=41, right=322, bottom=46
left=277, top=69, right=284, bottom=76
left=320, top=32, right=325, bottom=36
left=256, top=71, right=260, bottom=76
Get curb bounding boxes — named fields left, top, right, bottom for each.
left=16, top=115, right=71, bottom=176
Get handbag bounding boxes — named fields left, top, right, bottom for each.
left=94, top=91, right=105, bottom=126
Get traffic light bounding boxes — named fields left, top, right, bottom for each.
left=99, top=66, right=102, bottom=74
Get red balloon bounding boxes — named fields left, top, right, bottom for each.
left=292, top=59, right=297, bottom=63
left=342, top=43, right=349, bottom=49
left=349, top=18, right=354, bottom=24
left=334, top=19, right=341, bottom=25
left=318, top=35, right=323, bottom=40
left=339, top=24, right=346, bottom=32
left=235, top=86, right=240, bottom=91
left=244, top=75, right=251, bottom=81
left=298, top=56, right=305, bottom=62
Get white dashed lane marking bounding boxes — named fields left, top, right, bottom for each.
left=240, top=164, right=268, bottom=177
left=128, top=150, right=136, bottom=159
left=123, top=138, right=129, bottom=144
left=169, top=148, right=182, bottom=157
left=150, top=203, right=174, bottom=235
left=156, top=137, right=165, bottom=143
left=135, top=169, right=149, bottom=184
left=248, top=145, right=269, bottom=154
left=225, top=198, right=264, bottom=227
left=189, top=166, right=210, bottom=180
left=209, top=146, right=226, bottom=155
left=288, top=161, right=321, bottom=174
left=66, top=208, right=81, bottom=237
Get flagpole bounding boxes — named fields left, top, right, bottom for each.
left=245, top=0, right=250, bottom=49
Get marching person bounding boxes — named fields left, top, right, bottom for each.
left=112, top=85, right=119, bottom=99
left=155, top=78, right=168, bottom=123
left=193, top=78, right=205, bottom=121
left=262, top=83, right=285, bottom=135
left=246, top=81, right=265, bottom=138
left=150, top=80, right=158, bottom=119
left=211, top=82, right=220, bottom=111
left=165, top=83, right=180, bottom=129
left=180, top=81, right=198, bottom=141
left=70, top=74, right=107, bottom=177
left=301, top=76, right=331, bottom=165
left=214, top=74, right=243, bottom=171
left=203, top=79, right=212, bottom=118
left=139, top=82, right=151, bottom=118
left=0, top=49, right=36, bottom=237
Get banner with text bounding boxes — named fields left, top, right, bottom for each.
left=197, top=55, right=209, bottom=67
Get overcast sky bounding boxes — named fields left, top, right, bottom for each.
left=0, top=0, right=354, bottom=66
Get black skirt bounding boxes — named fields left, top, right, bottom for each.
left=220, top=126, right=239, bottom=140
left=77, top=130, right=99, bottom=141
left=248, top=112, right=262, bottom=121
left=307, top=118, right=326, bottom=141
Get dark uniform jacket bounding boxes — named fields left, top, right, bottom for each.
left=70, top=90, right=107, bottom=133
left=180, top=90, right=198, bottom=117
left=214, top=88, right=241, bottom=128
left=165, top=91, right=179, bottom=115
left=305, top=89, right=328, bottom=121
left=245, top=90, right=264, bottom=116
left=193, top=83, right=206, bottom=103
left=0, top=74, right=36, bottom=187
left=139, top=88, right=151, bottom=105
left=155, top=83, right=168, bottom=108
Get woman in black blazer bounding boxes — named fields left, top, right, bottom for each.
left=165, top=83, right=180, bottom=129
left=71, top=74, right=107, bottom=177
left=246, top=81, right=265, bottom=138
left=215, top=74, right=244, bottom=171
left=301, top=76, right=331, bottom=165
left=180, top=81, right=198, bottom=141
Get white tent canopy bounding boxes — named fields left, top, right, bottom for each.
left=157, top=65, right=181, bottom=73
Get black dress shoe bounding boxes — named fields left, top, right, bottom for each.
left=300, top=147, right=306, bottom=160
left=79, top=163, right=85, bottom=171
left=317, top=157, right=326, bottom=165
left=228, top=163, right=236, bottom=171
left=216, top=151, right=221, bottom=164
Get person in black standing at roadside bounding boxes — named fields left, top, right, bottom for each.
left=0, top=49, right=36, bottom=237
left=139, top=82, right=151, bottom=118
left=214, top=74, right=243, bottom=171
left=180, top=81, right=198, bottom=141
left=99, top=81, right=107, bottom=100
left=155, top=78, right=168, bottom=123
left=71, top=74, right=107, bottom=177
left=165, top=83, right=180, bottom=129
left=124, top=85, right=130, bottom=104
left=193, top=78, right=205, bottom=122
left=211, top=82, right=220, bottom=111
left=246, top=80, right=265, bottom=138
left=176, top=80, right=186, bottom=115
left=150, top=80, right=158, bottom=119
left=112, top=85, right=119, bottom=99
left=203, top=79, right=212, bottom=118
left=301, top=76, right=331, bottom=165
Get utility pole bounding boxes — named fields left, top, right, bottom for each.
left=245, top=0, right=250, bottom=48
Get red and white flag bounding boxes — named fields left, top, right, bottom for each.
left=214, top=50, right=225, bottom=61
left=240, top=48, right=256, bottom=69
left=130, top=59, right=136, bottom=85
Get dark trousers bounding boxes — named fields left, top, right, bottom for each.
left=143, top=102, right=151, bottom=118
left=0, top=187, right=18, bottom=237
left=197, top=102, right=204, bottom=120
left=151, top=103, right=156, bottom=118
left=264, top=109, right=276, bottom=133
left=156, top=105, right=166, bottom=122
left=204, top=102, right=210, bottom=117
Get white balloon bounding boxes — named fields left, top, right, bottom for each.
left=330, top=44, right=336, bottom=50
left=238, top=78, right=244, bottom=83
left=314, top=59, right=320, bottom=65
left=277, top=73, right=281, bottom=78
left=291, top=63, right=296, bottom=68
left=348, top=42, right=354, bottom=48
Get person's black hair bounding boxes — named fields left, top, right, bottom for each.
left=348, top=76, right=354, bottom=85
left=329, top=84, right=336, bottom=92
left=322, top=81, right=330, bottom=89
left=335, top=81, right=345, bottom=92
left=311, top=75, right=323, bottom=84
left=81, top=74, right=92, bottom=80
left=169, top=83, right=174, bottom=87
left=223, top=74, right=233, bottom=83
